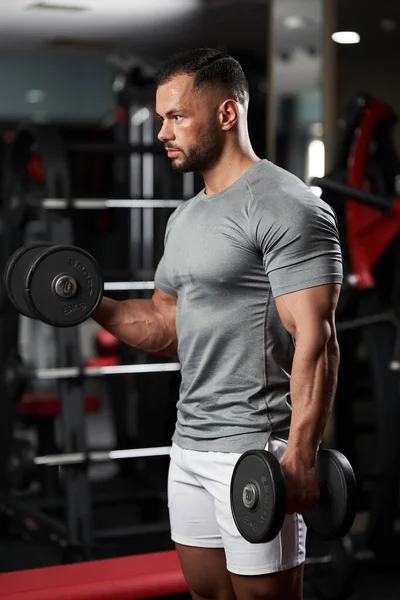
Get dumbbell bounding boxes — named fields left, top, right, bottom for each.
left=4, top=241, right=103, bottom=327
left=230, top=448, right=357, bottom=543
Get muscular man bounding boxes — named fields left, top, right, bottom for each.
left=93, top=48, right=342, bottom=600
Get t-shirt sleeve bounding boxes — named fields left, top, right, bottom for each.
left=154, top=256, right=177, bottom=296
left=154, top=213, right=178, bottom=296
left=250, top=190, right=343, bottom=298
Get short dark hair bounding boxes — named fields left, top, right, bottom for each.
left=155, top=48, right=249, bottom=105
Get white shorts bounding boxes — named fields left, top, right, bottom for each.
left=168, top=436, right=306, bottom=576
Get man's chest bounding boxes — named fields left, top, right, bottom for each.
left=163, top=214, right=265, bottom=290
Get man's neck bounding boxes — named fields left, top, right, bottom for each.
left=202, top=150, right=260, bottom=196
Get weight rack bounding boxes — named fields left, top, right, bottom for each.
left=312, top=91, right=400, bottom=557
left=0, top=119, right=191, bottom=559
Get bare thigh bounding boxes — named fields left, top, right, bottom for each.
left=230, top=564, right=304, bottom=600
left=175, top=543, right=237, bottom=600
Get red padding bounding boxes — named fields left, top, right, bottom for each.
left=17, top=393, right=100, bottom=417
left=27, top=154, right=45, bottom=184
left=95, top=330, right=119, bottom=356
left=16, top=356, right=120, bottom=416
left=0, top=550, right=189, bottom=600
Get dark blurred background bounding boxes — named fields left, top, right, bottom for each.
left=0, top=1, right=399, bottom=599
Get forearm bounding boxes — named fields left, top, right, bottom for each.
left=286, top=333, right=340, bottom=464
left=92, top=297, right=177, bottom=356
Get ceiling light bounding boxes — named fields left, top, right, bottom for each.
left=283, top=16, right=305, bottom=30
left=331, top=31, right=360, bottom=44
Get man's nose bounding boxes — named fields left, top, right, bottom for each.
left=158, top=121, right=174, bottom=143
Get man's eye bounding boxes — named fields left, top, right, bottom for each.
left=174, top=115, right=182, bottom=121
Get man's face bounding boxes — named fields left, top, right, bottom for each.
left=156, top=74, right=224, bottom=173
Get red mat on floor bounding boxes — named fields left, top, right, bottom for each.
left=0, top=550, right=189, bottom=600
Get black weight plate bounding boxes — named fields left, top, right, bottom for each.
left=230, top=450, right=286, bottom=544
left=4, top=241, right=53, bottom=319
left=303, top=449, right=357, bottom=540
left=25, top=245, right=103, bottom=327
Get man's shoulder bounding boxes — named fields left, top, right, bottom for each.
left=248, top=160, right=334, bottom=220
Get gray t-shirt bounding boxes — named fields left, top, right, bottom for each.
left=155, top=159, right=343, bottom=453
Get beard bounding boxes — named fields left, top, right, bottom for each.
left=170, top=120, right=224, bottom=174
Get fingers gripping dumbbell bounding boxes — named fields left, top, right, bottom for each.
left=4, top=242, right=103, bottom=326
left=230, top=448, right=357, bottom=543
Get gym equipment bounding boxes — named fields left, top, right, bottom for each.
left=4, top=123, right=72, bottom=230
left=3, top=349, right=30, bottom=400
left=4, top=242, right=104, bottom=327
left=5, top=444, right=171, bottom=507
left=6, top=437, right=37, bottom=490
left=41, top=198, right=183, bottom=209
left=35, top=445, right=171, bottom=466
left=231, top=449, right=357, bottom=598
left=95, top=329, right=119, bottom=355
left=0, top=120, right=184, bottom=568
left=32, top=362, right=180, bottom=379
left=2, top=350, right=180, bottom=385
left=3, top=242, right=174, bottom=326
left=306, top=538, right=356, bottom=600
left=312, top=94, right=400, bottom=293
left=1, top=243, right=180, bottom=557
left=26, top=245, right=103, bottom=327
left=304, top=451, right=357, bottom=540
left=0, top=550, right=189, bottom=600
left=5, top=123, right=182, bottom=227
left=311, top=177, right=392, bottom=213
left=3, top=124, right=97, bottom=554
left=0, top=440, right=173, bottom=556
left=6, top=445, right=171, bottom=485
left=5, top=241, right=53, bottom=319
left=312, top=92, right=400, bottom=554
left=104, top=281, right=155, bottom=291
left=231, top=448, right=356, bottom=544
